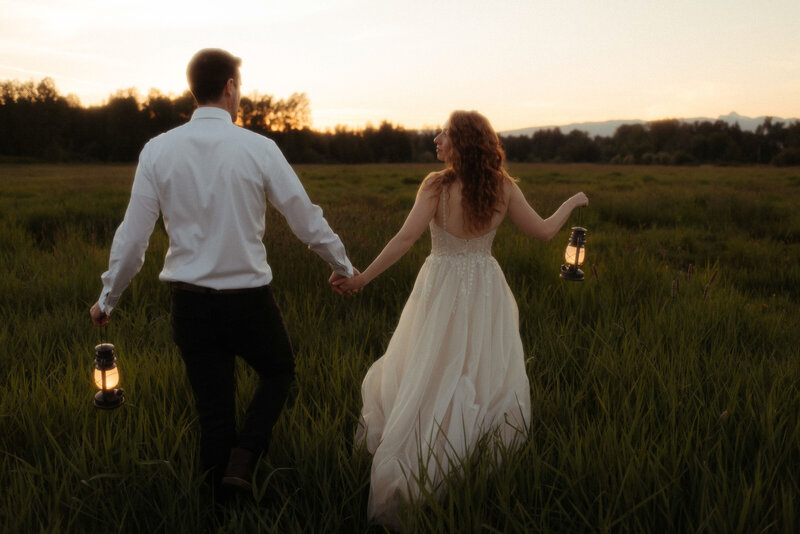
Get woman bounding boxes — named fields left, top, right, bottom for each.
left=335, top=110, right=588, bottom=526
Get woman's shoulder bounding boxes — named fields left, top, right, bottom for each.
left=500, top=172, right=521, bottom=202
left=502, top=170, right=520, bottom=187
left=421, top=170, right=449, bottom=191
left=423, top=169, right=447, bottom=181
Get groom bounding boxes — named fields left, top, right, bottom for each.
left=89, top=48, right=355, bottom=497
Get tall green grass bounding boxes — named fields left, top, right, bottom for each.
left=1, top=163, right=799, bottom=533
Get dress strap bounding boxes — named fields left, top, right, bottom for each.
left=441, top=184, right=447, bottom=231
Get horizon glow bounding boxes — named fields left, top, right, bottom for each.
left=1, top=0, right=799, bottom=132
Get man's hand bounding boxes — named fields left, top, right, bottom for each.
left=90, top=302, right=109, bottom=326
left=329, top=268, right=361, bottom=296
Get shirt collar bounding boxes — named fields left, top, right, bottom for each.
left=191, top=106, right=234, bottom=123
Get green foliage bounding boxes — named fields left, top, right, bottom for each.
left=1, top=163, right=799, bottom=533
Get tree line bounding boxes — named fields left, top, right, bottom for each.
left=2, top=78, right=799, bottom=166
left=501, top=119, right=800, bottom=166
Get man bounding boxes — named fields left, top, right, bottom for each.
left=89, top=48, right=354, bottom=497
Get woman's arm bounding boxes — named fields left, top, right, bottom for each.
left=334, top=177, right=440, bottom=292
left=506, top=182, right=588, bottom=241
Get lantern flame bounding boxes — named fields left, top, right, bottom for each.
left=565, top=244, right=586, bottom=266
left=94, top=366, right=120, bottom=390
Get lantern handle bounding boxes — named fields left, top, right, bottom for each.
left=96, top=307, right=115, bottom=344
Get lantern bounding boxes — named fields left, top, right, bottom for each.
left=560, top=227, right=587, bottom=281
left=93, top=343, right=125, bottom=409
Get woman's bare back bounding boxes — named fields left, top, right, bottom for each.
left=432, top=178, right=513, bottom=239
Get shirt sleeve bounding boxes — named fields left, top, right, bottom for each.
left=262, top=142, right=354, bottom=277
left=97, top=160, right=161, bottom=315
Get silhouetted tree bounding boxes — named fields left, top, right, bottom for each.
left=0, top=78, right=79, bottom=161
left=103, top=89, right=146, bottom=161
left=501, top=134, right=534, bottom=162
left=276, top=93, right=311, bottom=131
left=771, top=120, right=800, bottom=165
left=612, top=124, right=651, bottom=163
left=2, top=77, right=800, bottom=166
left=410, top=128, right=437, bottom=163
left=367, top=121, right=413, bottom=162
left=649, top=119, right=683, bottom=153
left=529, top=128, right=565, bottom=162
left=329, top=126, right=369, bottom=163
left=239, top=92, right=311, bottom=133
left=143, top=89, right=193, bottom=138
left=558, top=130, right=601, bottom=162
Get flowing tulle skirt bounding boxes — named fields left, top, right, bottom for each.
left=356, top=251, right=531, bottom=526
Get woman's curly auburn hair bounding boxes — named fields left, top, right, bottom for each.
left=440, top=110, right=513, bottom=232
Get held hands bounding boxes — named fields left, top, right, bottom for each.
left=89, top=302, right=109, bottom=327
left=329, top=268, right=363, bottom=296
left=332, top=273, right=368, bottom=293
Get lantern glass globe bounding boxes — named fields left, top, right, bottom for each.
left=94, top=366, right=119, bottom=390
left=564, top=244, right=585, bottom=266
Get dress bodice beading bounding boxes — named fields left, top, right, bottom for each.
left=429, top=222, right=495, bottom=258
left=422, top=223, right=499, bottom=303
left=431, top=184, right=495, bottom=258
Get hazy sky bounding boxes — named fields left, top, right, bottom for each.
left=1, top=0, right=798, bottom=131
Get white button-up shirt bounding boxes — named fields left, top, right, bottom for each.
left=98, top=106, right=353, bottom=314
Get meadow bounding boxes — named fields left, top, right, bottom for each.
left=1, top=162, right=799, bottom=533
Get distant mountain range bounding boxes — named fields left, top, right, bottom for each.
left=500, top=112, right=800, bottom=138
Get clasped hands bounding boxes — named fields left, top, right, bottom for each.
left=329, top=268, right=366, bottom=295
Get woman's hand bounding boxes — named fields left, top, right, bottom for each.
left=571, top=192, right=589, bottom=209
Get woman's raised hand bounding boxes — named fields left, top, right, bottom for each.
left=571, top=192, right=589, bottom=209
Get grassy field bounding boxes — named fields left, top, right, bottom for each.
left=1, top=162, right=799, bottom=533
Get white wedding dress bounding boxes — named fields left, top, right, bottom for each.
left=356, top=189, right=532, bottom=527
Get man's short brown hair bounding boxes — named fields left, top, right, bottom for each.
left=187, top=48, right=242, bottom=104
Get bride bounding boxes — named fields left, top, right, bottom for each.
left=334, top=110, right=588, bottom=527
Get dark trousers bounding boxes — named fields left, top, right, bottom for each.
left=170, top=284, right=295, bottom=488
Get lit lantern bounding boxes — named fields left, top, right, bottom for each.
left=93, top=343, right=125, bottom=409
left=560, top=227, right=587, bottom=281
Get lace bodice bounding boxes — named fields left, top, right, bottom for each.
left=431, top=184, right=495, bottom=257
left=430, top=223, right=495, bottom=257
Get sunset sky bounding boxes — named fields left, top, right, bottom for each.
left=1, top=0, right=798, bottom=132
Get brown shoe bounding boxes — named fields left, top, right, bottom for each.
left=221, top=447, right=256, bottom=493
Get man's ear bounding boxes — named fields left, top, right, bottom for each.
left=225, top=78, right=236, bottom=95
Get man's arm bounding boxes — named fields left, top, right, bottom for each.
left=262, top=142, right=354, bottom=277
left=91, top=153, right=161, bottom=324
